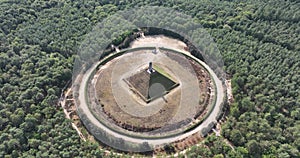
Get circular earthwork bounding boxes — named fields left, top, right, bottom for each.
left=73, top=45, right=225, bottom=152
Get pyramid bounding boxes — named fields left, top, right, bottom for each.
left=124, top=67, right=179, bottom=103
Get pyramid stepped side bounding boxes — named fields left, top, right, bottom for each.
left=125, top=66, right=179, bottom=103
left=126, top=70, right=151, bottom=100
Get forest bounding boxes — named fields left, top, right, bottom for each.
left=0, top=0, right=299, bottom=157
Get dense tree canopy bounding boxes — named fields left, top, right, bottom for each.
left=0, top=0, right=299, bottom=157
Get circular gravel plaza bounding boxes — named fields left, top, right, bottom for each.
left=89, top=48, right=214, bottom=136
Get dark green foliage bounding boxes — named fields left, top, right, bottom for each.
left=0, top=0, right=299, bottom=157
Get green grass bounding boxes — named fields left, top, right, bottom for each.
left=153, top=65, right=173, bottom=80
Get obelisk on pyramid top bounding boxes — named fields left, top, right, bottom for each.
left=147, top=62, right=155, bottom=74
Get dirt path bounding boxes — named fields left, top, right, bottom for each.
left=59, top=88, right=86, bottom=142
left=225, top=79, right=234, bottom=104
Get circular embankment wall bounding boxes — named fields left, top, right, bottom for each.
left=73, top=46, right=226, bottom=152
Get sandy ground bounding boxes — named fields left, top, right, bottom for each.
left=130, top=35, right=189, bottom=54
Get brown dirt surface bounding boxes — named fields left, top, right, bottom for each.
left=93, top=59, right=181, bottom=132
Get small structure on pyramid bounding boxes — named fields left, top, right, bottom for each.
left=147, top=62, right=155, bottom=74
